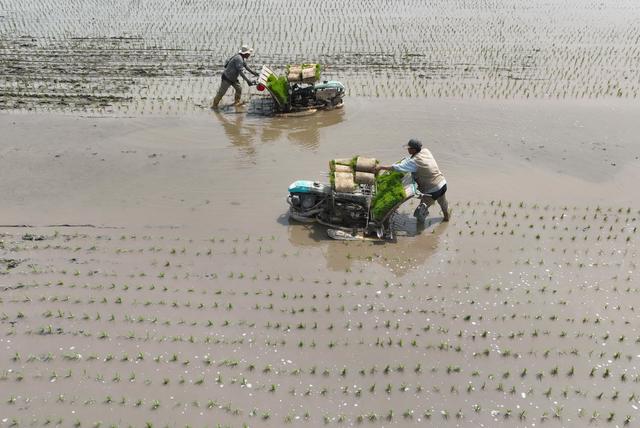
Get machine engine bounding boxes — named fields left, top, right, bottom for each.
left=289, top=85, right=316, bottom=107
left=288, top=81, right=345, bottom=109
left=324, top=193, right=370, bottom=227
left=287, top=180, right=371, bottom=228
left=287, top=180, right=331, bottom=222
left=312, top=81, right=345, bottom=107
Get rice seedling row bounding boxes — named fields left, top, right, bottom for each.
left=1, top=0, right=639, bottom=115
left=0, top=200, right=637, bottom=425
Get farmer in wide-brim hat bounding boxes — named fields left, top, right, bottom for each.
left=211, top=45, right=259, bottom=109
left=377, top=138, right=451, bottom=222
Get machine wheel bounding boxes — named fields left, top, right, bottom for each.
left=289, top=210, right=317, bottom=223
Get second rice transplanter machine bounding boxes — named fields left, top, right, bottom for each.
left=255, top=63, right=345, bottom=114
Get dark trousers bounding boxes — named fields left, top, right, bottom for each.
left=212, top=76, right=241, bottom=107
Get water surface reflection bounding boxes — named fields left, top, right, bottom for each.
left=213, top=106, right=345, bottom=156
left=286, top=210, right=448, bottom=276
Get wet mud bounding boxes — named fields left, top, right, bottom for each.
left=0, top=203, right=638, bottom=427
left=1, top=96, right=640, bottom=426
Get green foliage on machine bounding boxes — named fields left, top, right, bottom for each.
left=371, top=171, right=407, bottom=221
left=266, top=74, right=289, bottom=105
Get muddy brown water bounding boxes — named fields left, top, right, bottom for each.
left=1, top=97, right=639, bottom=230
left=1, top=97, right=639, bottom=426
left=2, top=0, right=640, bottom=425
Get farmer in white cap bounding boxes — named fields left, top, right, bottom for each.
left=211, top=45, right=259, bottom=109
left=377, top=138, right=450, bottom=222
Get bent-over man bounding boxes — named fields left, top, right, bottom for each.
left=377, top=138, right=450, bottom=222
left=211, top=45, right=259, bottom=109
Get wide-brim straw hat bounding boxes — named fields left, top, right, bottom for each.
left=239, top=45, right=254, bottom=55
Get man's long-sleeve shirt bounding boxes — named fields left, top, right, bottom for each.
left=392, top=155, right=446, bottom=194
left=222, top=54, right=258, bottom=84
left=391, top=157, right=418, bottom=173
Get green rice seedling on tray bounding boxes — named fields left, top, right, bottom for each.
left=371, top=171, right=407, bottom=221
left=266, top=74, right=289, bottom=105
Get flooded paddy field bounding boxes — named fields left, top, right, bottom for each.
left=1, top=0, right=640, bottom=114
left=1, top=97, right=640, bottom=426
left=2, top=0, right=640, bottom=426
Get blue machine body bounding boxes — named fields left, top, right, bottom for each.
left=288, top=180, right=331, bottom=194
